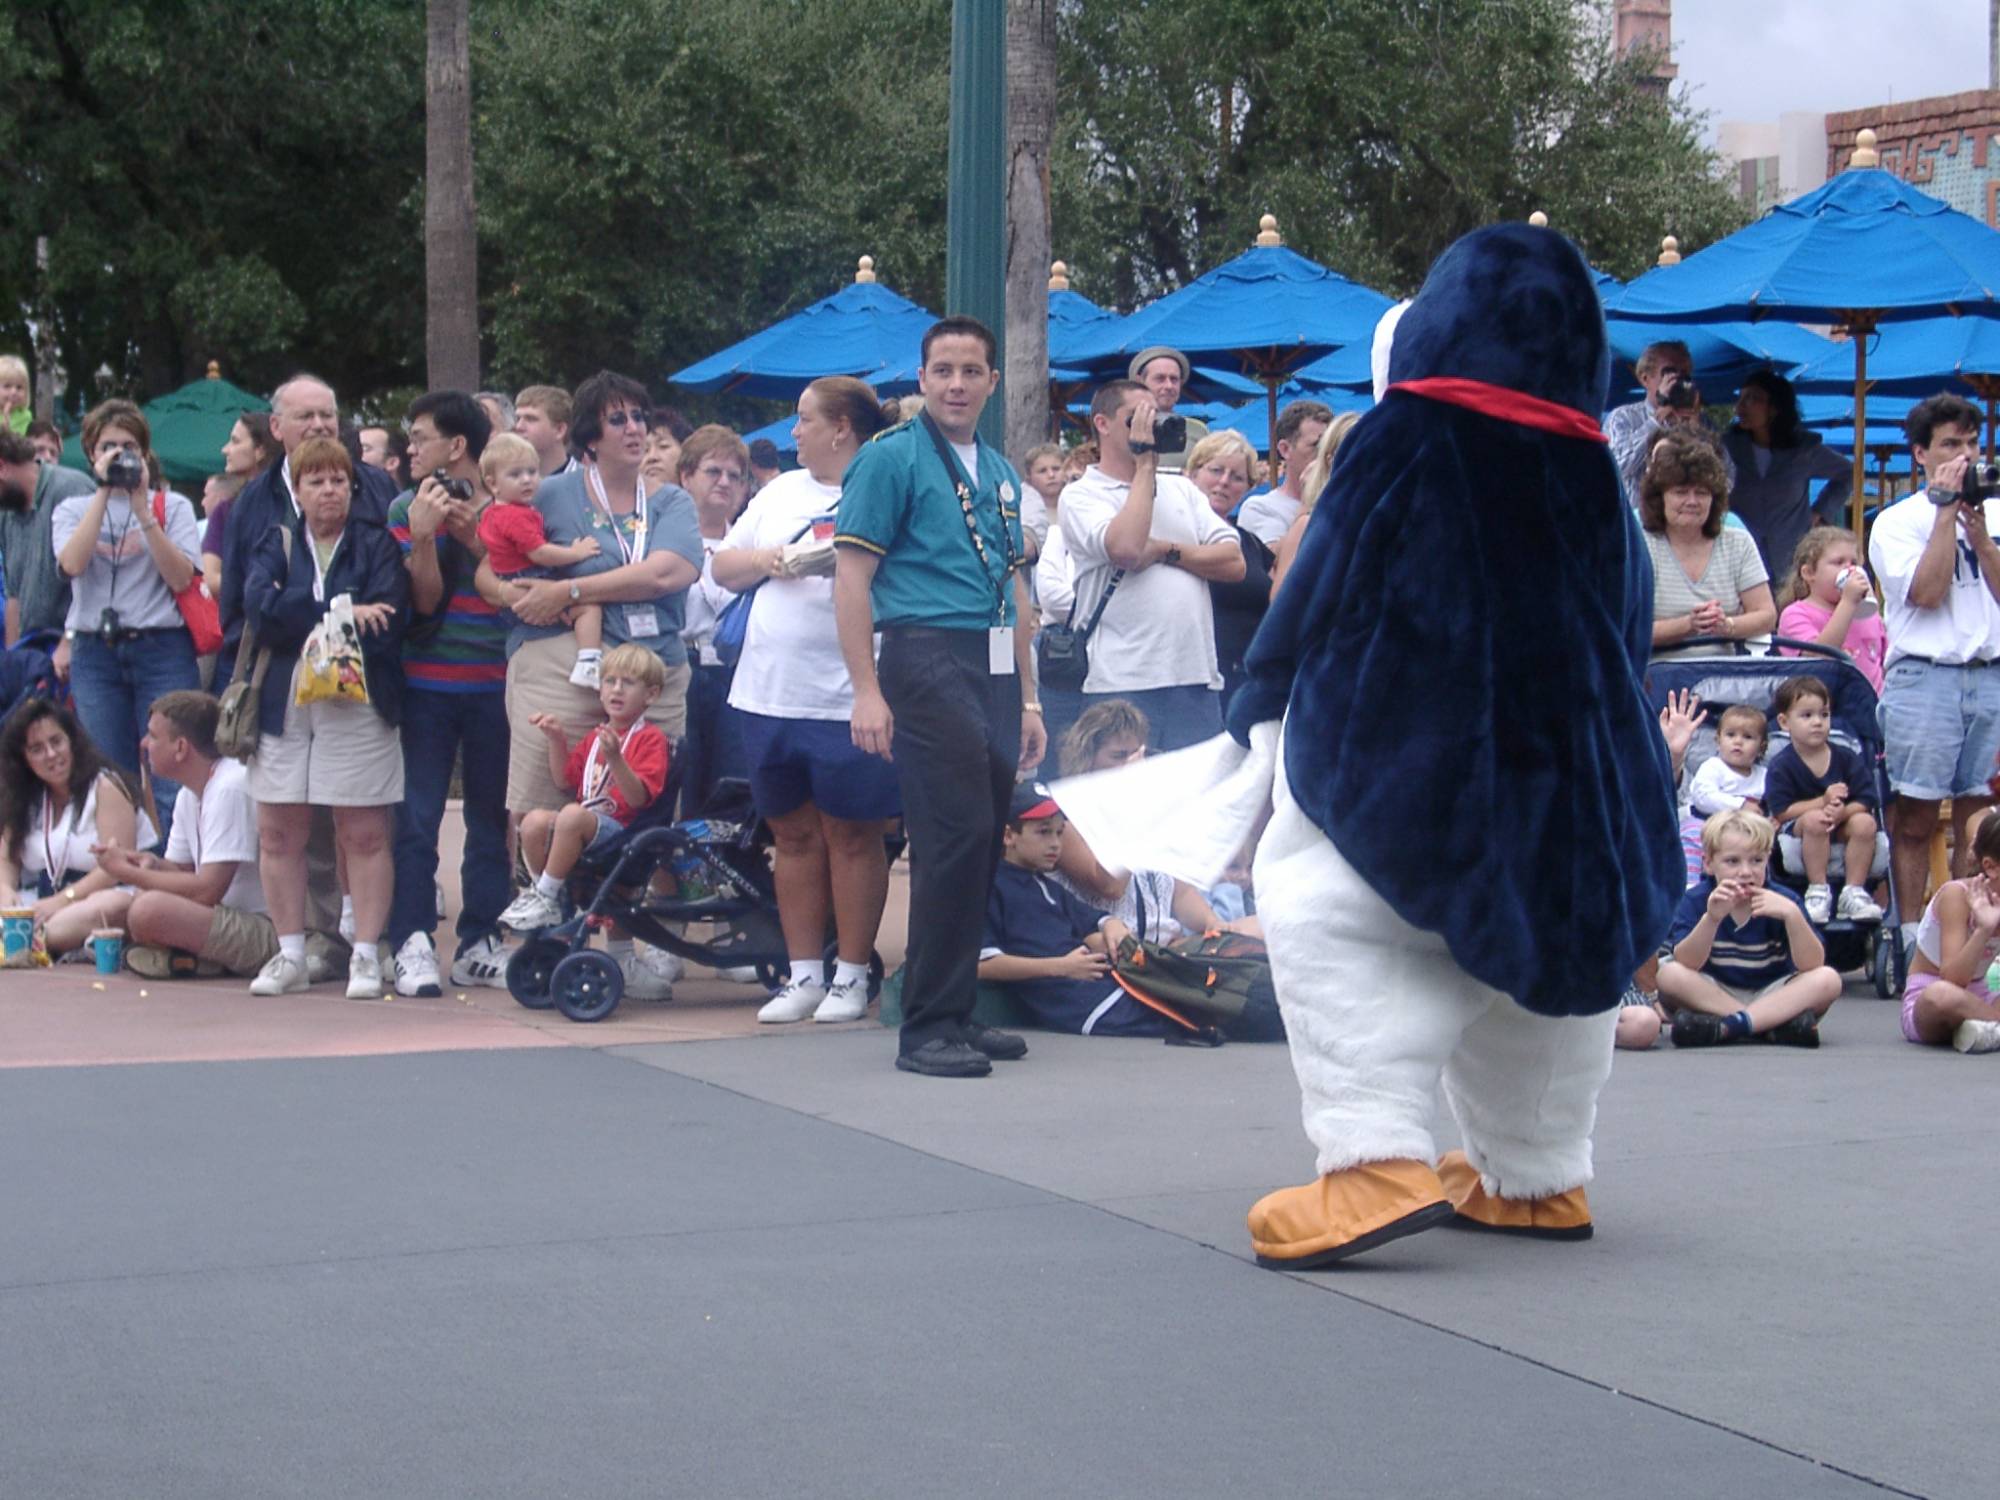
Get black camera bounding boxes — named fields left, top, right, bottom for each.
left=430, top=467, right=475, bottom=502
left=1137, top=413, right=1188, bottom=453
left=1660, top=373, right=1701, bottom=411
left=1937, top=460, right=2000, bottom=505
left=96, top=607, right=125, bottom=647
left=103, top=450, right=146, bottom=491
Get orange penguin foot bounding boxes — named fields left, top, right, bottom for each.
left=1248, top=1159, right=1453, bottom=1269
left=1436, top=1150, right=1594, bottom=1240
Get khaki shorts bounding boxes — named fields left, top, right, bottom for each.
left=504, top=632, right=689, bottom=814
left=201, top=905, right=280, bottom=976
left=247, top=662, right=405, bottom=807
left=1657, top=971, right=1794, bottom=1012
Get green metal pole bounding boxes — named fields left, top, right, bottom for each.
left=948, top=0, right=1006, bottom=447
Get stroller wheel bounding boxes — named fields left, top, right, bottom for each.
left=506, top=936, right=571, bottom=1010
left=1870, top=928, right=1902, bottom=999
left=552, top=950, right=624, bottom=1023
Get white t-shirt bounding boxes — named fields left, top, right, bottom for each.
left=681, top=534, right=739, bottom=669
left=1035, top=526, right=1076, bottom=628
left=1235, top=489, right=1302, bottom=547
left=950, top=441, right=979, bottom=485
left=1688, top=758, right=1768, bottom=818
left=1868, top=491, right=2000, bottom=667
left=1059, top=465, right=1240, bottom=693
left=165, top=759, right=266, bottom=916
left=1020, top=490, right=1050, bottom=552
left=721, top=469, right=856, bottom=720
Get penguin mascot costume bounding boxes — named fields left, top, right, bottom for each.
left=1053, top=222, right=1680, bottom=1266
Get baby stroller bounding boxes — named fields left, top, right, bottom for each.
left=1645, top=638, right=1902, bottom=998
left=504, top=769, right=894, bottom=1023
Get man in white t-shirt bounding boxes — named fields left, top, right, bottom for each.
left=1060, top=380, right=1245, bottom=751
left=93, top=690, right=279, bottom=979
left=1867, top=393, right=2000, bottom=952
left=1236, top=399, right=1333, bottom=546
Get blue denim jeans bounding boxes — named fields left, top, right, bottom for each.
left=69, top=627, right=200, bottom=848
left=1083, top=683, right=1222, bottom=754
left=388, top=687, right=511, bottom=956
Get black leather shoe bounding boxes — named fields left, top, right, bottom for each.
left=895, top=1039, right=993, bottom=1078
left=1762, top=1011, right=1821, bottom=1048
left=1669, top=1010, right=1727, bottom=1048
left=961, top=1021, right=1028, bottom=1061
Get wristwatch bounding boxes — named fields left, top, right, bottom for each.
left=568, top=582, right=583, bottom=603
left=1165, top=545, right=1183, bottom=567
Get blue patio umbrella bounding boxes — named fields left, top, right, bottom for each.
left=1207, top=385, right=1374, bottom=455
left=1059, top=215, right=1394, bottom=440
left=1789, top=315, right=2000, bottom=446
left=1608, top=130, right=2000, bottom=525
left=669, top=257, right=937, bottom=400
left=742, top=413, right=798, bottom=458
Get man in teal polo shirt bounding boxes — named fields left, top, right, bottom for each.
left=834, top=316, right=1048, bottom=1078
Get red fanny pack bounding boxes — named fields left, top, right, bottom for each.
left=153, top=491, right=223, bottom=654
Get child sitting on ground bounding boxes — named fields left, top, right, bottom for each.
left=1763, top=676, right=1883, bottom=925
left=477, top=432, right=605, bottom=688
left=1898, top=807, right=2000, bottom=1053
left=500, top=643, right=670, bottom=933
left=1677, top=703, right=1769, bottom=885
left=1656, top=808, right=1842, bottom=1048
left=978, top=782, right=1163, bottom=1037
left=1776, top=526, right=1887, bottom=694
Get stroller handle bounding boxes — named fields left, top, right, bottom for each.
left=1671, top=635, right=1857, bottom=667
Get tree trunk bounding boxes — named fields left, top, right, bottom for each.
left=1003, top=0, right=1055, bottom=459
left=425, top=0, right=479, bottom=392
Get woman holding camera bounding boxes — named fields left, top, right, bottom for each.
left=241, top=436, right=409, bottom=1000
left=51, top=399, right=203, bottom=832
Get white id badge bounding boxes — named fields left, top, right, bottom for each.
left=988, top=625, right=1015, bottom=676
left=623, top=605, right=661, bottom=638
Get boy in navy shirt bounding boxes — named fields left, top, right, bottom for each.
left=979, top=783, right=1164, bottom=1037
left=1763, top=675, right=1884, bottom=926
left=1655, top=809, right=1842, bottom=1048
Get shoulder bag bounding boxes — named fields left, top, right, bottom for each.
left=1035, top=567, right=1124, bottom=695
left=153, top=491, right=223, bottom=655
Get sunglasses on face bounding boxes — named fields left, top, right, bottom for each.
left=601, top=409, right=650, bottom=430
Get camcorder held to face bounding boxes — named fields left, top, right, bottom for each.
left=429, top=467, right=476, bottom=502
left=1659, top=371, right=1701, bottom=411
left=103, top=450, right=146, bottom=491
left=1934, top=460, right=2000, bottom=505
left=1133, top=413, right=1187, bottom=453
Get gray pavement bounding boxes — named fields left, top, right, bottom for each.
left=2, top=990, right=1982, bottom=1497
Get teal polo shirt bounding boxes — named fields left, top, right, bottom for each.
left=834, top=420, right=1026, bottom=630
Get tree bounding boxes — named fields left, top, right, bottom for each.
left=426, top=0, right=479, bottom=391
left=1003, top=0, right=1057, bottom=457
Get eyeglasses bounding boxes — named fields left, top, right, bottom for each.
left=696, top=465, right=745, bottom=484
left=601, top=409, right=650, bottom=430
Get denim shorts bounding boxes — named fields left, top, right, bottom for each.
left=585, top=810, right=624, bottom=852
left=1878, top=656, right=2000, bottom=800
left=737, top=711, right=902, bottom=822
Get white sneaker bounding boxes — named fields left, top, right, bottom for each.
left=249, top=952, right=309, bottom=996
left=813, top=976, right=869, bottom=1023
left=1836, top=885, right=1884, bottom=922
left=1953, top=1018, right=2000, bottom=1053
left=395, top=932, right=442, bottom=997
left=619, top=954, right=675, bottom=1002
left=1803, top=883, right=1832, bottom=924
left=450, top=934, right=512, bottom=989
left=717, top=965, right=762, bottom=984
left=569, top=655, right=601, bottom=689
left=634, top=941, right=685, bottom=983
left=758, top=976, right=824, bottom=1024
left=346, top=950, right=385, bottom=1000
left=500, top=887, right=563, bottom=931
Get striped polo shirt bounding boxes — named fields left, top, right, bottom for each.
left=1661, top=878, right=1807, bottom=990
left=386, top=491, right=508, bottom=692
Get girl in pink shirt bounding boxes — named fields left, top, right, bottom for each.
left=1776, top=525, right=1887, bottom=693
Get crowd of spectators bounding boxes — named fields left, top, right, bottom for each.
left=4, top=336, right=2000, bottom=1064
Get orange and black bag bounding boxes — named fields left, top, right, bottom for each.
left=1110, top=930, right=1286, bottom=1044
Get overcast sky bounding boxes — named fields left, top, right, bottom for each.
left=1673, top=0, right=1990, bottom=135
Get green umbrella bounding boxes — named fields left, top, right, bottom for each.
left=61, top=364, right=270, bottom=492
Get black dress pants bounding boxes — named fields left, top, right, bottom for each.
left=879, top=626, right=1022, bottom=1052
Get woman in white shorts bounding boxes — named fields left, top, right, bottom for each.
left=240, top=437, right=409, bottom=1000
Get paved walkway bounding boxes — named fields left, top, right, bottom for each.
left=2, top=955, right=1981, bottom=1498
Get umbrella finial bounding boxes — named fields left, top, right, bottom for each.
left=1255, top=214, right=1282, bottom=247
left=205, top=360, right=220, bottom=379
left=1657, top=235, right=1682, bottom=267
left=1850, top=128, right=1880, bottom=169
left=1049, top=260, right=1070, bottom=292
left=1528, top=211, right=1549, bottom=228
left=855, top=255, right=877, bottom=284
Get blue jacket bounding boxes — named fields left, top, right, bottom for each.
left=242, top=518, right=409, bottom=737
left=1228, top=223, right=1681, bottom=1018
left=219, top=460, right=397, bottom=655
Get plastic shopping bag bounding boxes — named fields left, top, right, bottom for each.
left=295, top=593, right=372, bottom=707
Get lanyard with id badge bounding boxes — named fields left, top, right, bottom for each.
left=586, top=464, right=660, bottom=638
left=917, top=413, right=1020, bottom=674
